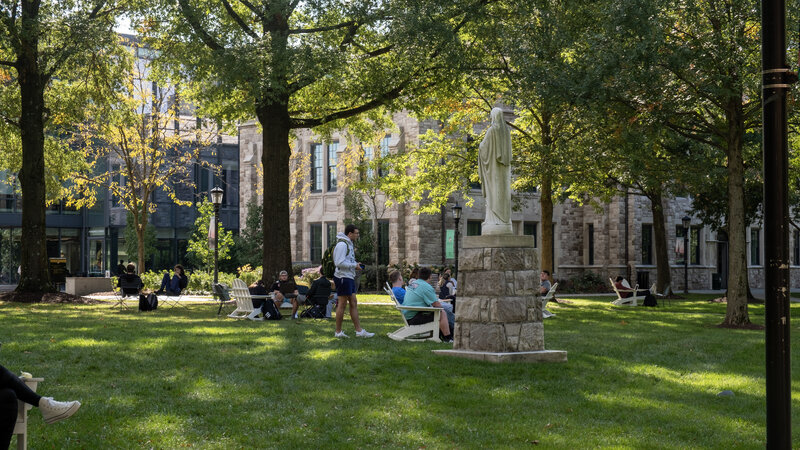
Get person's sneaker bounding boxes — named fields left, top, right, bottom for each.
left=355, top=329, right=375, bottom=338
left=293, top=313, right=298, bottom=319
left=335, top=331, right=349, bottom=338
left=39, top=397, right=80, bottom=424
left=442, top=336, right=454, bottom=343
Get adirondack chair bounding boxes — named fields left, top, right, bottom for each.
left=542, top=282, right=559, bottom=318
left=228, top=278, right=257, bottom=319
left=13, top=374, right=43, bottom=450
left=384, top=283, right=443, bottom=342
left=609, top=278, right=644, bottom=306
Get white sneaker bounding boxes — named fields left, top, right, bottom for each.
left=355, top=329, right=375, bottom=338
left=39, top=397, right=81, bottom=424
left=334, top=331, right=349, bottom=338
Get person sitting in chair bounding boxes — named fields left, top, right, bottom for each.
left=272, top=270, right=300, bottom=319
left=403, top=267, right=453, bottom=343
left=0, top=363, right=80, bottom=448
left=438, top=269, right=456, bottom=303
left=305, top=268, right=333, bottom=316
left=389, top=270, right=406, bottom=304
left=156, top=264, right=188, bottom=296
left=118, top=264, right=143, bottom=296
left=614, top=276, right=657, bottom=305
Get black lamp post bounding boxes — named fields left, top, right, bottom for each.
left=452, top=203, right=462, bottom=278
left=682, top=215, right=690, bottom=295
left=210, top=186, right=224, bottom=285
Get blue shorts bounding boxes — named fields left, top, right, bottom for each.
left=333, top=276, right=356, bottom=296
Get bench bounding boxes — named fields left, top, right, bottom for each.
left=13, top=374, right=43, bottom=450
left=542, top=282, right=558, bottom=318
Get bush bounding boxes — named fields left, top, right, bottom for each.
left=237, top=264, right=261, bottom=287
left=359, top=264, right=388, bottom=292
left=559, top=271, right=608, bottom=294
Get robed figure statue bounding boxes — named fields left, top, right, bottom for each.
left=478, top=107, right=513, bottom=235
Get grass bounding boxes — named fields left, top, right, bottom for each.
left=1, top=295, right=798, bottom=448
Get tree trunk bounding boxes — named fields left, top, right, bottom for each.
left=136, top=216, right=146, bottom=273
left=540, top=177, right=554, bottom=274
left=258, top=102, right=293, bottom=283
left=16, top=1, right=53, bottom=293
left=722, top=104, right=750, bottom=325
left=370, top=196, right=379, bottom=291
left=649, top=187, right=672, bottom=294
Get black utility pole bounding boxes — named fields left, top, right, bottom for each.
left=761, top=0, right=794, bottom=447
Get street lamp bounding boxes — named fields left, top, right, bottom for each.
left=210, top=186, right=224, bottom=285
left=452, top=203, right=462, bottom=279
left=682, top=215, right=690, bottom=295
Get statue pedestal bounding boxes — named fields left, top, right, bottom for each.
left=433, top=235, right=567, bottom=363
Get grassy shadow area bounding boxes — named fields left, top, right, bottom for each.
left=1, top=295, right=798, bottom=448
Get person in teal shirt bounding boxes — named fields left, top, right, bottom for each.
left=403, top=267, right=453, bottom=342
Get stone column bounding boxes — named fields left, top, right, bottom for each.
left=434, top=235, right=567, bottom=363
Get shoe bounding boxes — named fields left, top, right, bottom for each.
left=39, top=397, right=81, bottom=424
left=293, top=313, right=298, bottom=319
left=442, top=336, right=454, bottom=343
left=334, top=331, right=349, bottom=338
left=355, top=329, right=375, bottom=338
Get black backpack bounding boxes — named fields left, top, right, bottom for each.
left=300, top=304, right=326, bottom=319
left=261, top=300, right=282, bottom=320
left=139, top=293, right=158, bottom=311
left=643, top=293, right=657, bottom=307
left=321, top=238, right=350, bottom=278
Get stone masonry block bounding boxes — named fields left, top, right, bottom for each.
left=462, top=271, right=505, bottom=296
left=515, top=270, right=538, bottom=295
left=460, top=248, right=484, bottom=271
left=491, top=248, right=526, bottom=271
left=468, top=323, right=505, bottom=352
left=504, top=323, right=522, bottom=351
left=505, top=271, right=516, bottom=295
left=518, top=322, right=545, bottom=351
left=490, top=297, right=528, bottom=322
left=456, top=297, right=484, bottom=322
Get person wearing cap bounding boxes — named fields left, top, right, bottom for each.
left=271, top=270, right=300, bottom=318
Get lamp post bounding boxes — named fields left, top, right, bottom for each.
left=210, top=186, right=224, bottom=285
left=682, top=215, right=690, bottom=295
left=452, top=203, right=462, bottom=279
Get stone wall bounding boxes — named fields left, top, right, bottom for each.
left=454, top=235, right=543, bottom=353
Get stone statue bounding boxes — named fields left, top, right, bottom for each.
left=478, top=107, right=513, bottom=235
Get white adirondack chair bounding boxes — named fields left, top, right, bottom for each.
left=13, top=374, right=43, bottom=450
left=542, top=282, right=558, bottom=318
left=610, top=278, right=644, bottom=306
left=384, top=283, right=443, bottom=342
left=228, top=278, right=257, bottom=319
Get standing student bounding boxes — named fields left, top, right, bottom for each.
left=333, top=224, right=374, bottom=338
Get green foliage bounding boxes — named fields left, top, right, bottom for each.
left=559, top=271, right=608, bottom=294
left=236, top=264, right=262, bottom=287
left=343, top=191, right=375, bottom=265
left=0, top=298, right=793, bottom=447
left=231, top=196, right=263, bottom=268
left=123, top=212, right=157, bottom=271
left=186, top=199, right=234, bottom=271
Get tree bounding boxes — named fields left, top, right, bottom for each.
left=71, top=46, right=214, bottom=272
left=0, top=0, right=121, bottom=292
left=186, top=199, right=234, bottom=271
left=123, top=211, right=156, bottom=269
left=139, top=0, right=491, bottom=283
left=586, top=0, right=762, bottom=325
left=232, top=196, right=263, bottom=268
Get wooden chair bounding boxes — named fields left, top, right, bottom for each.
left=384, top=283, right=443, bottom=342
left=542, top=282, right=559, bottom=318
left=13, top=374, right=43, bottom=450
left=228, top=278, right=257, bottom=319
left=609, top=278, right=644, bottom=306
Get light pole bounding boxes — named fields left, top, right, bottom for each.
left=682, top=215, right=690, bottom=295
left=210, top=186, right=224, bottom=286
left=452, top=203, right=462, bottom=279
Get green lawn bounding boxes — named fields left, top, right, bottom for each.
left=1, top=295, right=798, bottom=448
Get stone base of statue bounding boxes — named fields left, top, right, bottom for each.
left=433, top=234, right=567, bottom=363
left=480, top=221, right=513, bottom=236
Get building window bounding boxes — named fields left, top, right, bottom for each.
left=675, top=225, right=686, bottom=265
left=378, top=136, right=390, bottom=177
left=326, top=222, right=337, bottom=249
left=587, top=223, right=594, bottom=265
left=363, top=146, right=374, bottom=179
left=690, top=227, right=701, bottom=265
left=377, top=220, right=390, bottom=265
left=310, top=223, right=322, bottom=263
left=750, top=228, right=760, bottom=265
left=523, top=221, right=537, bottom=248
left=794, top=230, right=800, bottom=266
left=467, top=220, right=481, bottom=236
left=642, top=224, right=653, bottom=265
left=327, top=142, right=338, bottom=191
left=310, top=143, right=323, bottom=192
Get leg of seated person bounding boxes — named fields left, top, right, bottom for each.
left=159, top=273, right=170, bottom=292
left=273, top=292, right=284, bottom=309
left=439, top=311, right=451, bottom=337
left=168, top=275, right=181, bottom=295
left=291, top=298, right=298, bottom=318
left=0, top=388, right=18, bottom=449
left=440, top=303, right=455, bottom=335
left=0, top=364, right=41, bottom=407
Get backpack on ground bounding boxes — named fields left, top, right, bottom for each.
left=300, top=304, right=326, bottom=319
left=261, top=300, right=282, bottom=320
left=321, top=238, right=351, bottom=278
left=643, top=293, right=657, bottom=307
left=139, top=293, right=158, bottom=311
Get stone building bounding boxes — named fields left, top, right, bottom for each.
left=239, top=113, right=788, bottom=291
